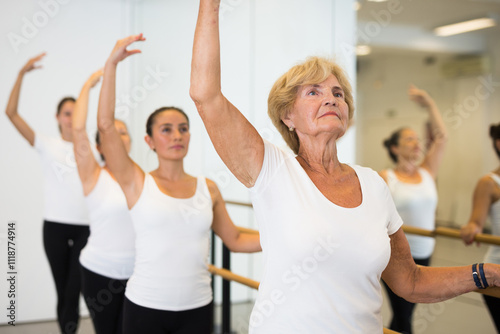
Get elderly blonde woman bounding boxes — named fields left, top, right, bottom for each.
left=190, top=1, right=500, bottom=333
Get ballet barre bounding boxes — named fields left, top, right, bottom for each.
left=226, top=200, right=500, bottom=246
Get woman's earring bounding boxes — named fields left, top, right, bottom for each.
left=289, top=126, right=294, bottom=132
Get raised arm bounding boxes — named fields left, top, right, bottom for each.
left=97, top=34, right=145, bottom=207
left=382, top=228, right=500, bottom=303
left=73, top=69, right=103, bottom=196
left=190, top=0, right=264, bottom=188
left=207, top=179, right=261, bottom=253
left=5, top=53, right=46, bottom=146
left=409, top=85, right=448, bottom=178
left=460, top=176, right=497, bottom=245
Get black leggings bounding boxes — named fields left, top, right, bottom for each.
left=383, top=257, right=430, bottom=334
left=484, top=294, right=500, bottom=333
left=43, top=221, right=89, bottom=334
left=80, top=265, right=128, bottom=334
left=122, top=297, right=214, bottom=334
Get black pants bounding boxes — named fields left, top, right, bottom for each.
left=383, top=257, right=430, bottom=334
left=122, top=297, right=213, bottom=334
left=484, top=294, right=500, bottom=333
left=80, top=265, right=128, bottom=334
left=43, top=221, right=89, bottom=334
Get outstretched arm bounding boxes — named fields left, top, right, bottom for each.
left=208, top=179, right=261, bottom=253
left=97, top=34, right=145, bottom=208
left=409, top=85, right=448, bottom=178
left=460, top=176, right=496, bottom=245
left=73, top=69, right=103, bottom=196
left=382, top=228, right=500, bottom=303
left=5, top=53, right=46, bottom=146
left=190, top=0, right=264, bottom=188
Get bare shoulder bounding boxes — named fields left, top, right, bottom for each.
left=478, top=174, right=497, bottom=188
left=378, top=169, right=388, bottom=182
left=206, top=178, right=221, bottom=194
left=205, top=178, right=222, bottom=202
left=475, top=174, right=499, bottom=195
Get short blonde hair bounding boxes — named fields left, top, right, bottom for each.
left=268, top=57, right=354, bottom=154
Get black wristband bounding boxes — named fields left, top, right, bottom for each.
left=479, top=263, right=489, bottom=288
left=472, top=263, right=484, bottom=289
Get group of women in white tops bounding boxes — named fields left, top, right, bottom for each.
left=5, top=1, right=500, bottom=333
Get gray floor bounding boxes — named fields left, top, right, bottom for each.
left=0, top=236, right=497, bottom=334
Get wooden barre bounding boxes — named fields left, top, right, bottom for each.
left=402, top=225, right=500, bottom=246
left=208, top=264, right=401, bottom=333
left=383, top=329, right=400, bottom=334
left=226, top=198, right=500, bottom=246
left=208, top=264, right=260, bottom=289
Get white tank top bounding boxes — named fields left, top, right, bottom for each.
left=34, top=133, right=89, bottom=225
left=79, top=169, right=135, bottom=279
left=386, top=168, right=438, bottom=259
left=485, top=173, right=500, bottom=264
left=125, top=174, right=213, bottom=311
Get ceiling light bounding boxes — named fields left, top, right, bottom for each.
left=356, top=45, right=372, bottom=56
left=434, top=17, right=496, bottom=36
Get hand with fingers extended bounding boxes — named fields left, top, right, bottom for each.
left=86, top=69, right=103, bottom=88
left=106, top=34, right=146, bottom=66
left=408, top=84, right=435, bottom=109
left=21, top=52, right=46, bottom=74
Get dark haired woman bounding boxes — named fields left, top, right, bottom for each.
left=72, top=69, right=135, bottom=334
left=5, top=53, right=92, bottom=334
left=379, top=85, right=447, bottom=333
left=461, top=123, right=500, bottom=332
left=97, top=34, right=261, bottom=333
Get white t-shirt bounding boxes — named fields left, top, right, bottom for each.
left=34, top=133, right=89, bottom=225
left=386, top=168, right=437, bottom=259
left=80, top=169, right=135, bottom=279
left=485, top=173, right=500, bottom=264
left=248, top=141, right=402, bottom=334
left=125, top=174, right=213, bottom=311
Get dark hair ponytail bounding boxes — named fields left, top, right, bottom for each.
left=490, top=123, right=500, bottom=159
left=383, top=128, right=406, bottom=163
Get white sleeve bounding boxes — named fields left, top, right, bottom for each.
left=383, top=180, right=403, bottom=235
left=33, top=132, right=46, bottom=154
left=249, top=140, right=287, bottom=195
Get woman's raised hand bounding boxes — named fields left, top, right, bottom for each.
left=106, top=34, right=146, bottom=66
left=86, top=69, right=103, bottom=88
left=21, top=52, right=46, bottom=74
left=408, top=84, right=434, bottom=109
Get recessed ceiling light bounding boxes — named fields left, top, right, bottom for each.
left=434, top=17, right=496, bottom=36
left=356, top=45, right=372, bottom=56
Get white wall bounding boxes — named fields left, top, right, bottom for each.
left=0, top=0, right=128, bottom=324
left=0, top=0, right=357, bottom=325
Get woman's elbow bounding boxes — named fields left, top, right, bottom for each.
left=97, top=118, right=114, bottom=134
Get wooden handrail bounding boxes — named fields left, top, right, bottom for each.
left=225, top=200, right=253, bottom=208
left=226, top=199, right=500, bottom=247
left=208, top=264, right=260, bottom=290
left=383, top=329, right=400, bottom=334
